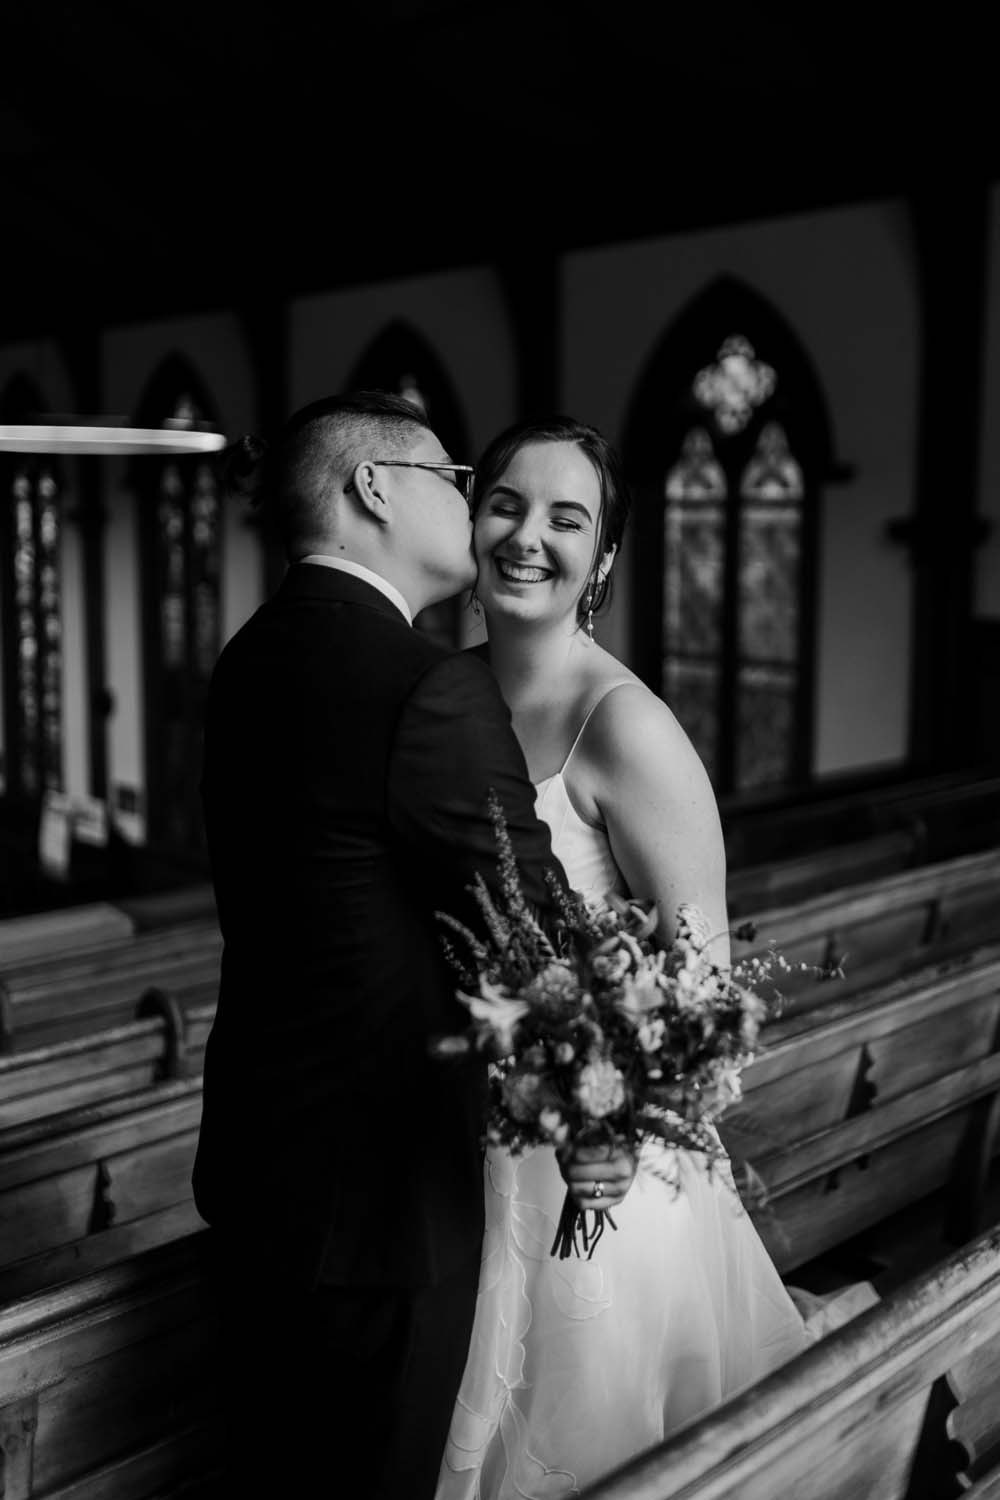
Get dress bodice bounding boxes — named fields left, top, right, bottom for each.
left=530, top=681, right=632, bottom=902
left=534, top=772, right=626, bottom=901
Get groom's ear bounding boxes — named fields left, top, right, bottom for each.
left=350, top=460, right=391, bottom=526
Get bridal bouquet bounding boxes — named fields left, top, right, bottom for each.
left=432, top=790, right=812, bottom=1260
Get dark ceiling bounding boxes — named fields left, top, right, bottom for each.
left=3, top=3, right=997, bottom=341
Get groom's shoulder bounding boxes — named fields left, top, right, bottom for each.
left=396, top=647, right=513, bottom=746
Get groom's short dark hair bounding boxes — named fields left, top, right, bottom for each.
left=228, top=390, right=431, bottom=554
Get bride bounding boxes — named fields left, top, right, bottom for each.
left=435, top=417, right=811, bottom=1499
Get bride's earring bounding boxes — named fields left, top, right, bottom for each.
left=469, top=589, right=482, bottom=617
left=584, top=587, right=595, bottom=644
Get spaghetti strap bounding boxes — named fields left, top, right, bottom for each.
left=559, top=680, right=635, bottom=777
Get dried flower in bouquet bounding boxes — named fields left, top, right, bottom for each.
left=432, top=790, right=829, bottom=1259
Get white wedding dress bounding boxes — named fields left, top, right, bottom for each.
left=435, top=762, right=813, bottom=1500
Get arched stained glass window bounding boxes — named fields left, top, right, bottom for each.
left=133, top=361, right=222, bottom=855
left=348, top=324, right=470, bottom=649
left=0, top=378, right=64, bottom=801
left=663, top=429, right=727, bottom=779
left=625, top=281, right=832, bottom=797
left=736, top=423, right=805, bottom=787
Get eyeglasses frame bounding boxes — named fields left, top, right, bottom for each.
left=344, top=459, right=476, bottom=505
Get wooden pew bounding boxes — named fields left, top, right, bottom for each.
left=0, top=855, right=995, bottom=1311
left=115, top=882, right=217, bottom=931
left=0, top=1077, right=204, bottom=1304
left=0, top=900, right=135, bottom=967
left=737, top=845, right=1000, bottom=1011
left=723, top=765, right=1000, bottom=870
left=2, top=949, right=997, bottom=1311
left=578, top=1223, right=1000, bottom=1500
left=726, top=943, right=1000, bottom=1274
left=0, top=919, right=222, bottom=1052
left=0, top=989, right=206, bottom=1130
left=0, top=1233, right=220, bottom=1499
left=726, top=827, right=915, bottom=914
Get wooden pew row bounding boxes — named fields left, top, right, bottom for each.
left=2, top=843, right=995, bottom=1064
left=728, top=942, right=1000, bottom=1271
left=726, top=827, right=916, bottom=915
left=0, top=900, right=135, bottom=967
left=738, top=844, right=1000, bottom=1010
left=579, top=1223, right=1000, bottom=1500
left=0, top=1233, right=220, bottom=1500
left=0, top=919, right=222, bottom=1052
left=722, top=764, right=1000, bottom=869
left=0, top=1079, right=204, bottom=1304
left=0, top=991, right=212, bottom=1131
left=0, top=883, right=216, bottom=978
left=2, top=947, right=998, bottom=1317
left=114, top=883, right=216, bottom=932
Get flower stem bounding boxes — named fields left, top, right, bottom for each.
left=549, top=1191, right=619, bottom=1260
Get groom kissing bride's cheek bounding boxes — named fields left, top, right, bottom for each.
left=193, top=393, right=807, bottom=1500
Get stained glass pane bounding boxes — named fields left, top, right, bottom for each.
left=8, top=463, right=62, bottom=794
left=739, top=504, right=801, bottom=663
left=158, top=465, right=187, bottom=671
left=693, top=336, right=776, bottom=434
left=145, top=423, right=224, bottom=850
left=740, top=423, right=804, bottom=501
left=737, top=665, right=796, bottom=789
left=664, top=504, right=725, bottom=656
left=665, top=428, right=727, bottom=502
left=37, top=469, right=62, bottom=790
left=190, top=463, right=221, bottom=680
left=663, top=657, right=719, bottom=781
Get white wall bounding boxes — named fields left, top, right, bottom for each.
left=562, top=201, right=920, bottom=779
left=291, top=265, right=517, bottom=459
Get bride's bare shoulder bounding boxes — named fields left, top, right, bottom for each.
left=584, top=673, right=714, bottom=794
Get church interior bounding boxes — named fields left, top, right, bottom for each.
left=0, top=5, right=999, bottom=1496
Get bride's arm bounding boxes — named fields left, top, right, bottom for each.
left=586, top=685, right=731, bottom=966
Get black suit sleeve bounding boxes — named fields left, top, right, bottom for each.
left=386, top=651, right=566, bottom=924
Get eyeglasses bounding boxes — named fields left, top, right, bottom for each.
left=345, top=460, right=476, bottom=505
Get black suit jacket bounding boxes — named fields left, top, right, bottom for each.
left=192, top=564, right=561, bottom=1288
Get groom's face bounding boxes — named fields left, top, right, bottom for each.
left=393, top=431, right=477, bottom=599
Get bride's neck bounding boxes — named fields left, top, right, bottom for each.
left=484, top=616, right=586, bottom=708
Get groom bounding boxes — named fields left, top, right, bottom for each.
left=193, top=391, right=568, bottom=1498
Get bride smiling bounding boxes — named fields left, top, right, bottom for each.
left=436, top=417, right=810, bottom=1500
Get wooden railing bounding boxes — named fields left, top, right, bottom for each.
left=579, top=1225, right=1000, bottom=1499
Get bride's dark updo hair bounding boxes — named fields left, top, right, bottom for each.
left=471, top=416, right=632, bottom=619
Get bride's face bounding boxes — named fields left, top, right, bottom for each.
left=474, top=441, right=609, bottom=631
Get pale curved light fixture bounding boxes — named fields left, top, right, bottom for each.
left=0, top=419, right=228, bottom=455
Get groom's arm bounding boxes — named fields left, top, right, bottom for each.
left=386, top=652, right=565, bottom=923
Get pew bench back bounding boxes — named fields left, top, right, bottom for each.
left=0, top=1079, right=204, bottom=1304
left=0, top=920, right=222, bottom=1052
left=0, top=1233, right=220, bottom=1499
left=0, top=989, right=196, bottom=1131
left=578, top=1224, right=1000, bottom=1500
left=0, top=901, right=135, bottom=967
left=740, top=845, right=1000, bottom=1010
left=727, top=945, right=1000, bottom=1270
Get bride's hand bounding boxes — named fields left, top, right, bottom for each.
left=559, top=1143, right=636, bottom=1210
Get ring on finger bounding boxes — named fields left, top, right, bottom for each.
left=593, top=1181, right=605, bottom=1199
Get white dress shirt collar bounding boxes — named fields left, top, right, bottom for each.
left=298, top=555, right=413, bottom=625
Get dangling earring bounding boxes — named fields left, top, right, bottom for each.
left=469, top=589, right=482, bottom=617
left=583, top=587, right=595, bottom=644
